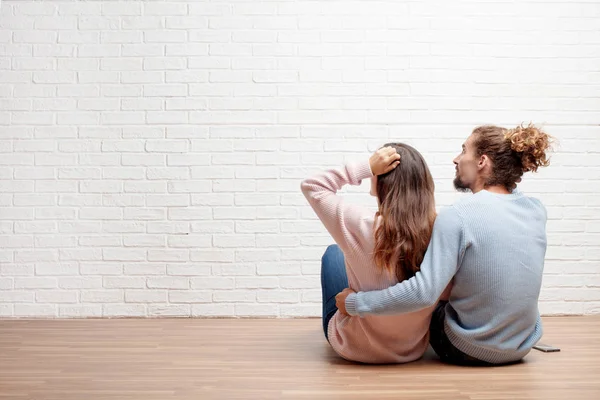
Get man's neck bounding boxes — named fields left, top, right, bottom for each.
left=472, top=184, right=510, bottom=195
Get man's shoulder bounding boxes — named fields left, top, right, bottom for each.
left=435, top=204, right=465, bottom=231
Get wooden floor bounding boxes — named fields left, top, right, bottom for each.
left=1, top=317, right=599, bottom=400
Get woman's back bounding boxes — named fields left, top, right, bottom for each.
left=301, top=151, right=448, bottom=364
left=326, top=213, right=438, bottom=363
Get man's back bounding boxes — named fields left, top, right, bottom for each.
left=445, top=190, right=547, bottom=362
left=346, top=189, right=548, bottom=364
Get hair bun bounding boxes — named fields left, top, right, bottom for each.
left=505, top=123, right=553, bottom=172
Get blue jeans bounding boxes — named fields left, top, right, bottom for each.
left=321, top=244, right=349, bottom=340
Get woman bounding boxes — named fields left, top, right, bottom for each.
left=301, top=143, right=450, bottom=363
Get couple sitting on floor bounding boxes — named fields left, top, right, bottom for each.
left=301, top=124, right=553, bottom=365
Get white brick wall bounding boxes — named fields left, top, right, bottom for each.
left=1, top=0, right=599, bottom=318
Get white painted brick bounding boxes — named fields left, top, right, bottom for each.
left=124, top=263, right=165, bottom=276
left=124, top=234, right=165, bottom=247
left=0, top=235, right=33, bottom=248
left=0, top=251, right=15, bottom=263
left=15, top=277, right=58, bottom=289
left=191, top=304, right=233, bottom=317
left=59, top=249, right=103, bottom=261
left=258, top=290, right=300, bottom=303
left=167, top=264, right=211, bottom=276
left=0, top=305, right=13, bottom=316
left=124, top=208, right=165, bottom=221
left=146, top=194, right=190, bottom=207
left=0, top=208, right=33, bottom=221
left=143, top=2, right=187, bottom=16
left=14, top=194, right=56, bottom=206
left=81, top=290, right=124, bottom=303
left=235, top=304, right=279, bottom=317
left=80, top=263, right=122, bottom=275
left=0, top=222, right=13, bottom=234
left=169, top=290, right=211, bottom=303
left=103, top=249, right=146, bottom=262
left=146, top=140, right=189, bottom=153
left=280, top=276, right=320, bottom=290
left=78, top=207, right=122, bottom=220
left=121, top=98, right=163, bottom=111
left=167, top=208, right=211, bottom=221
left=167, top=181, right=211, bottom=194
left=236, top=221, right=279, bottom=233
left=213, top=207, right=257, bottom=220
left=34, top=262, right=79, bottom=276
left=103, top=276, right=146, bottom=289
left=59, top=305, right=103, bottom=318
left=301, top=290, right=322, bottom=303
left=36, top=290, right=78, bottom=303
left=147, top=250, right=190, bottom=263
left=102, top=194, right=144, bottom=207
left=191, top=277, right=235, bottom=290
left=213, top=234, right=255, bottom=248
left=0, top=290, right=34, bottom=303
left=148, top=305, right=191, bottom=317
left=121, top=16, right=162, bottom=30
left=146, top=277, right=189, bottom=289
left=236, top=277, right=279, bottom=289
left=213, top=290, right=255, bottom=303
left=147, top=31, right=188, bottom=44
left=235, top=249, right=279, bottom=263
left=146, top=111, right=189, bottom=125
left=35, top=16, right=77, bottom=30
left=257, top=235, right=300, bottom=248
left=190, top=222, right=234, bottom=234
left=144, top=58, right=187, bottom=71
left=148, top=222, right=189, bottom=234
left=101, top=2, right=141, bottom=16
left=191, top=193, right=234, bottom=206
left=122, top=44, right=164, bottom=57
left=125, top=290, right=167, bottom=303
left=211, top=263, right=254, bottom=276
left=0, top=278, right=13, bottom=290
left=59, top=195, right=102, bottom=207
left=14, top=3, right=56, bottom=16
left=58, top=221, right=102, bottom=234
left=256, top=205, right=299, bottom=219
left=14, top=222, right=57, bottom=234
left=15, top=305, right=57, bottom=317
left=234, top=194, right=278, bottom=206
left=103, top=305, right=146, bottom=317
left=167, top=155, right=210, bottom=167
left=103, top=167, right=145, bottom=180
left=280, top=304, right=320, bottom=317
left=281, top=248, right=323, bottom=261
left=101, top=31, right=142, bottom=44
left=12, top=111, right=54, bottom=126
left=0, top=0, right=598, bottom=319
left=539, top=302, right=584, bottom=316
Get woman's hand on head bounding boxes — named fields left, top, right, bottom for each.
left=369, top=146, right=401, bottom=176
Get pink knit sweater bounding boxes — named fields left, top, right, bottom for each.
left=301, top=159, right=447, bottom=364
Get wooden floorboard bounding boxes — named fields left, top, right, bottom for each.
left=1, top=316, right=599, bottom=399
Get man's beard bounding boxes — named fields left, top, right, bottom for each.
left=453, top=175, right=471, bottom=192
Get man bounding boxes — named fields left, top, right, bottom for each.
left=335, top=124, right=554, bottom=365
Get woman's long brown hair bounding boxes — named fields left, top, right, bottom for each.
left=373, top=143, right=436, bottom=282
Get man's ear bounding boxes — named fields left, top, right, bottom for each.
left=478, top=155, right=490, bottom=171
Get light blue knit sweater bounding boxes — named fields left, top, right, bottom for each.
left=345, top=189, right=547, bottom=364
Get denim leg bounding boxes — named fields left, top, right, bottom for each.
left=321, top=244, right=349, bottom=340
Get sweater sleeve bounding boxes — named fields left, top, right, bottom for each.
left=345, top=205, right=466, bottom=316
left=300, top=160, right=375, bottom=255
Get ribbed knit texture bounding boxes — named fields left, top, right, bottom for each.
left=301, top=160, right=449, bottom=364
left=346, top=188, right=548, bottom=364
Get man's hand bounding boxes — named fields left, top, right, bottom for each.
left=335, top=288, right=356, bottom=316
